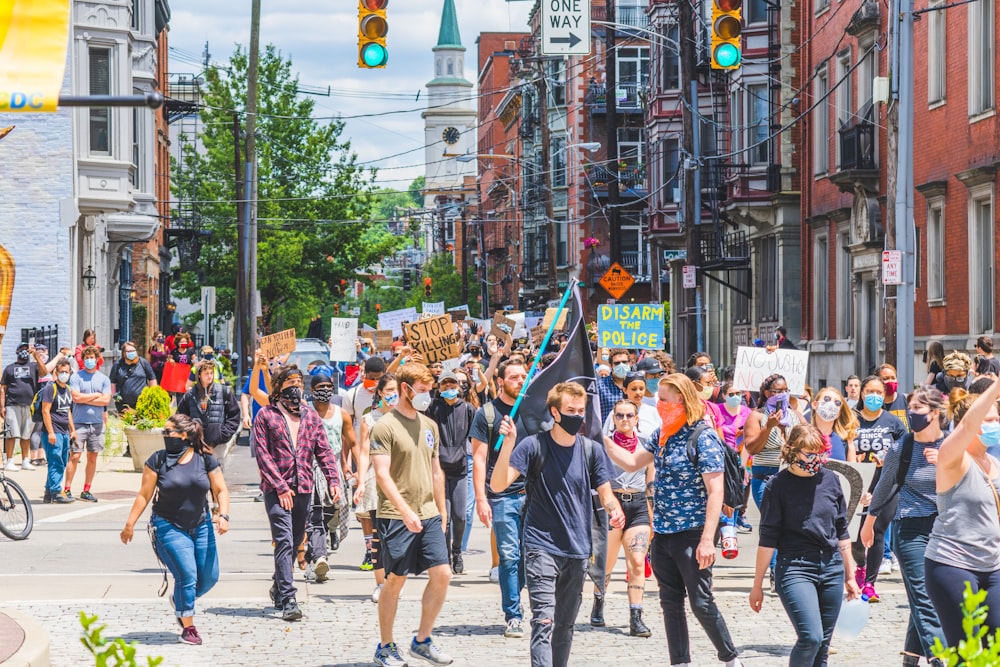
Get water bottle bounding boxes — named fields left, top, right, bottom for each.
left=720, top=517, right=739, bottom=559
left=833, top=595, right=871, bottom=641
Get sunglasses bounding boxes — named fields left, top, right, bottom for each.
left=162, top=429, right=182, bottom=437
left=820, top=395, right=843, bottom=407
left=613, top=412, right=637, bottom=420
left=726, top=392, right=741, bottom=398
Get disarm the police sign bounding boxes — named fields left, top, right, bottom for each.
left=541, top=0, right=592, bottom=56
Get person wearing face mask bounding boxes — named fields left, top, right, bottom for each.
left=147, top=331, right=169, bottom=383
left=1, top=342, right=40, bottom=471
left=28, top=343, right=70, bottom=467
left=120, top=414, right=230, bottom=646
left=253, top=365, right=343, bottom=622
left=73, top=329, right=104, bottom=371
left=748, top=424, right=860, bottom=667
left=65, top=346, right=111, bottom=501
left=109, top=341, right=158, bottom=413
left=491, top=382, right=624, bottom=666
left=684, top=366, right=723, bottom=431
left=811, top=387, right=858, bottom=462
left=368, top=363, right=455, bottom=667
left=635, top=357, right=665, bottom=407
left=923, top=378, right=1000, bottom=651
left=40, top=359, right=76, bottom=503
left=862, top=387, right=947, bottom=667
left=426, top=371, right=476, bottom=576
left=851, top=375, right=907, bottom=602
left=877, top=363, right=911, bottom=430
left=932, top=351, right=973, bottom=397
left=597, top=348, right=633, bottom=422
left=602, top=373, right=660, bottom=439
left=176, top=360, right=241, bottom=457
left=346, top=355, right=388, bottom=574
left=602, top=373, right=744, bottom=667
left=184, top=347, right=224, bottom=392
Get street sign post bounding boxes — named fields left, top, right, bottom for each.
left=599, top=262, right=635, bottom=300
left=882, top=250, right=902, bottom=285
left=541, top=0, right=592, bottom=56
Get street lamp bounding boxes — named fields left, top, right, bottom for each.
left=81, top=265, right=97, bottom=291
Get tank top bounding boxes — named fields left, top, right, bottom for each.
left=753, top=409, right=801, bottom=468
left=320, top=408, right=344, bottom=458
left=925, top=457, right=1000, bottom=571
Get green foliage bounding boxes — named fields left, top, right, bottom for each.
left=79, top=611, right=163, bottom=667
left=121, top=386, right=173, bottom=431
left=932, top=581, right=1000, bottom=666
left=372, top=187, right=417, bottom=223
left=408, top=176, right=425, bottom=205
left=171, top=44, right=405, bottom=334
left=131, top=305, right=148, bottom=354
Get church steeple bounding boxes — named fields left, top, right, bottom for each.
left=436, top=0, right=463, bottom=49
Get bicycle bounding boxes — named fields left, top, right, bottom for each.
left=0, top=467, right=33, bottom=540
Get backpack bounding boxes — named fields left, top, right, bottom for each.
left=686, top=423, right=746, bottom=512
left=30, top=382, right=53, bottom=423
left=868, top=433, right=916, bottom=515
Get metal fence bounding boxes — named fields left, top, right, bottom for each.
left=21, top=325, right=59, bottom=352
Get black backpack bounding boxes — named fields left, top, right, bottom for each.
left=686, top=423, right=746, bottom=512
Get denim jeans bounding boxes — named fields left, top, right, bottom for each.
left=774, top=551, right=844, bottom=667
left=264, top=490, right=311, bottom=604
left=524, top=549, right=586, bottom=667
left=852, top=495, right=896, bottom=583
left=462, top=454, right=474, bottom=552
left=925, top=558, right=1000, bottom=648
left=444, top=472, right=468, bottom=556
left=490, top=492, right=526, bottom=621
left=43, top=432, right=70, bottom=494
left=305, top=505, right=329, bottom=563
left=650, top=529, right=738, bottom=665
left=892, top=515, right=944, bottom=657
left=151, top=515, right=219, bottom=617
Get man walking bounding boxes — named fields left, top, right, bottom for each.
left=108, top=340, right=157, bottom=413
left=1, top=342, right=40, bottom=471
left=370, top=363, right=453, bottom=667
left=40, top=358, right=75, bottom=503
left=597, top=348, right=631, bottom=422
left=491, top=381, right=625, bottom=667
left=66, top=346, right=111, bottom=501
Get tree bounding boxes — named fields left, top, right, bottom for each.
left=408, top=175, right=425, bottom=206
left=172, top=45, right=404, bottom=333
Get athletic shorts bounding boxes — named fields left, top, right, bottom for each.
left=614, top=492, right=651, bottom=531
left=71, top=422, right=105, bottom=454
left=376, top=514, right=449, bottom=577
left=3, top=405, right=33, bottom=441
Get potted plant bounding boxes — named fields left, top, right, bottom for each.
left=122, top=386, right=173, bottom=472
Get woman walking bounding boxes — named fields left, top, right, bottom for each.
left=148, top=331, right=169, bottom=383
left=749, top=424, right=860, bottom=666
left=120, top=414, right=230, bottom=645
left=811, top=386, right=858, bottom=462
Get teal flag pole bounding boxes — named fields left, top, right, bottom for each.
left=493, top=281, right=580, bottom=451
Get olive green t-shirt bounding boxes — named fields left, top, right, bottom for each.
left=370, top=409, right=441, bottom=520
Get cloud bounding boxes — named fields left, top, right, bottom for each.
left=167, top=0, right=533, bottom=190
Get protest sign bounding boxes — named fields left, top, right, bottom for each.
left=508, top=312, right=528, bottom=340
left=447, top=305, right=469, bottom=320
left=260, top=328, right=297, bottom=359
left=542, top=307, right=568, bottom=331
left=733, top=346, right=810, bottom=395
left=422, top=301, right=446, bottom=316
left=328, top=318, right=358, bottom=362
left=378, top=306, right=418, bottom=337
left=492, top=312, right=516, bottom=347
left=374, top=329, right=394, bottom=351
left=531, top=324, right=547, bottom=346
left=403, top=315, right=462, bottom=364
left=596, top=304, right=665, bottom=350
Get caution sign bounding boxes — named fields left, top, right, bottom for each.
left=403, top=315, right=462, bottom=364
left=599, top=262, right=635, bottom=300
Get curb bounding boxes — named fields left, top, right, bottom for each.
left=0, top=608, right=49, bottom=667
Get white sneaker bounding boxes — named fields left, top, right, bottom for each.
left=489, top=566, right=499, bottom=584
left=879, top=560, right=893, bottom=575
left=314, top=557, right=329, bottom=583
left=4, top=460, right=18, bottom=472
left=372, top=584, right=384, bottom=603
left=21, top=459, right=35, bottom=471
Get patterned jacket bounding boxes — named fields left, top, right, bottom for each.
left=253, top=403, right=341, bottom=497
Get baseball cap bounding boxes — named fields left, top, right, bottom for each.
left=438, top=371, right=460, bottom=384
left=635, top=357, right=664, bottom=375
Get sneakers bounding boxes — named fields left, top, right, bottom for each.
left=503, top=618, right=524, bottom=638
left=360, top=550, right=374, bottom=571
left=409, top=636, right=453, bottom=665
left=54, top=492, right=74, bottom=504
left=43, top=490, right=52, bottom=504
left=303, top=563, right=316, bottom=583
left=488, top=566, right=499, bottom=583
left=4, top=460, right=17, bottom=472
left=80, top=491, right=98, bottom=502
left=878, top=559, right=893, bottom=575
left=855, top=566, right=867, bottom=590
left=736, top=515, right=753, bottom=533
left=179, top=625, right=202, bottom=645
left=451, top=552, right=464, bottom=575
left=314, top=557, right=329, bottom=583
left=63, top=490, right=74, bottom=501
left=373, top=642, right=408, bottom=667
left=269, top=583, right=281, bottom=609
left=862, top=582, right=880, bottom=602
left=21, top=459, right=35, bottom=471
left=281, top=599, right=303, bottom=621
left=372, top=583, right=384, bottom=603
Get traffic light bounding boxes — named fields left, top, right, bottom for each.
left=358, top=0, right=388, bottom=69
left=424, top=277, right=432, bottom=299
left=710, top=0, right=743, bottom=70
left=334, top=304, right=340, bottom=316
left=375, top=303, right=381, bottom=314
left=402, top=268, right=412, bottom=291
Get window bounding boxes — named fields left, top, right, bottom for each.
left=814, top=235, right=829, bottom=339
left=747, top=84, right=769, bottom=165
left=857, top=45, right=876, bottom=112
left=447, top=58, right=454, bottom=75
left=662, top=25, right=679, bottom=91
left=816, top=0, right=829, bottom=12
left=759, top=235, right=778, bottom=320
left=551, top=136, right=567, bottom=188
left=836, top=52, right=853, bottom=128
left=131, top=0, right=142, bottom=31
left=555, top=216, right=568, bottom=266
left=131, top=109, right=141, bottom=188
left=927, top=200, right=946, bottom=301
left=617, top=47, right=649, bottom=108
left=968, top=0, right=995, bottom=114
left=969, top=192, right=994, bottom=332
left=617, top=127, right=645, bottom=169
left=813, top=69, right=829, bottom=175
left=89, top=48, right=112, bottom=155
left=837, top=232, right=852, bottom=338
left=620, top=224, right=645, bottom=275
left=662, top=137, right=680, bottom=204
left=547, top=59, right=566, bottom=107
left=928, top=0, right=946, bottom=103
left=746, top=0, right=769, bottom=23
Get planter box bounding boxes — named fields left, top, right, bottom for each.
left=125, top=427, right=164, bottom=472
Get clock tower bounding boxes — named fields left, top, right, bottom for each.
left=422, top=0, right=476, bottom=213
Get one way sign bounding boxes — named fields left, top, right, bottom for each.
left=541, top=0, right=592, bottom=56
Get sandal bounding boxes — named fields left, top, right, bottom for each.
left=296, top=546, right=307, bottom=570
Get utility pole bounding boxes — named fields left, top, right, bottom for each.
left=679, top=0, right=701, bottom=356
left=232, top=113, right=248, bottom=377
left=605, top=0, right=623, bottom=266
left=244, top=0, right=261, bottom=340
left=460, top=204, right=469, bottom=304
left=540, top=68, right=559, bottom=300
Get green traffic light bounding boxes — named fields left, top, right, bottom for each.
left=714, top=43, right=740, bottom=68
left=361, top=43, right=388, bottom=67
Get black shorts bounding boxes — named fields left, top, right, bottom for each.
left=376, top=514, right=450, bottom=577
left=614, top=492, right=651, bottom=531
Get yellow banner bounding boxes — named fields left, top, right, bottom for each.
left=0, top=0, right=70, bottom=113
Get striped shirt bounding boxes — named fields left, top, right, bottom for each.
left=869, top=434, right=943, bottom=520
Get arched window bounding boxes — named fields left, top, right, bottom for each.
left=447, top=58, right=454, bottom=75
left=436, top=58, right=442, bottom=76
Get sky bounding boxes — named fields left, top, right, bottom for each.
left=165, top=0, right=535, bottom=192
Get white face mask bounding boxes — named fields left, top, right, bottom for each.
left=57, top=372, right=70, bottom=384
left=410, top=391, right=432, bottom=412
left=815, top=401, right=840, bottom=422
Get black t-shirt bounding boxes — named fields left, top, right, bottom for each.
left=148, top=450, right=220, bottom=532
left=42, top=383, right=73, bottom=433
left=110, top=358, right=156, bottom=408
left=759, top=468, right=850, bottom=556
left=469, top=398, right=527, bottom=498
left=854, top=410, right=907, bottom=463
left=1, top=361, right=39, bottom=406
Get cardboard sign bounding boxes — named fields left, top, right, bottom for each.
left=374, top=330, right=394, bottom=351
left=378, top=307, right=418, bottom=337
left=542, top=307, right=568, bottom=331
left=597, top=304, right=665, bottom=350
left=531, top=324, right=547, bottom=346
left=328, top=318, right=358, bottom=362
left=492, top=312, right=517, bottom=347
left=259, top=328, right=297, bottom=359
left=422, top=301, right=446, bottom=316
left=403, top=315, right=462, bottom=364
left=447, top=305, right=469, bottom=320
left=733, top=346, right=810, bottom=395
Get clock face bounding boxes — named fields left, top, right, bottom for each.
left=442, top=126, right=460, bottom=145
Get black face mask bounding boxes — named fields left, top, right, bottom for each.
left=164, top=436, right=187, bottom=455
left=556, top=412, right=585, bottom=437
left=279, top=386, right=303, bottom=414
left=16, top=351, right=29, bottom=362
